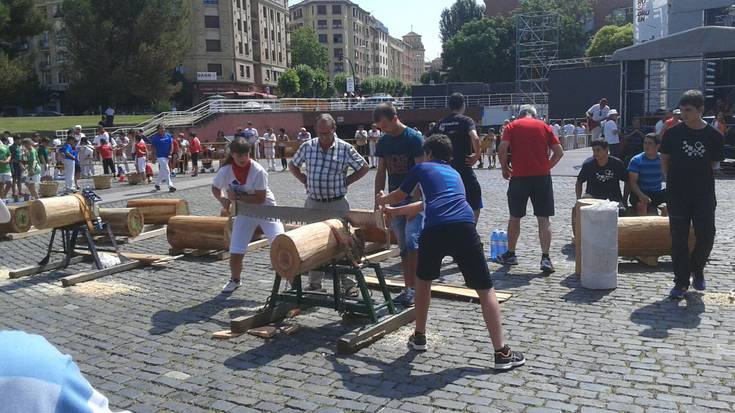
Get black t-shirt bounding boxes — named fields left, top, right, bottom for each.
left=660, top=123, right=724, bottom=196
left=429, top=113, right=476, bottom=174
left=577, top=156, right=627, bottom=201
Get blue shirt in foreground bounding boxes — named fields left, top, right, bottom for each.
left=151, top=132, right=173, bottom=158
left=399, top=160, right=475, bottom=229
left=628, top=152, right=663, bottom=193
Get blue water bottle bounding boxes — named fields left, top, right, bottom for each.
left=489, top=230, right=499, bottom=260
left=498, top=231, right=508, bottom=256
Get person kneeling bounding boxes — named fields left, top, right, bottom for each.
left=377, top=134, right=525, bottom=370
left=212, top=138, right=285, bottom=293
left=628, top=133, right=667, bottom=216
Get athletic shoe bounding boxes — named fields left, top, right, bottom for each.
left=408, top=332, right=427, bottom=351
left=494, top=251, right=518, bottom=266
left=169, top=187, right=177, bottom=193
left=540, top=256, right=555, bottom=274
left=171, top=172, right=176, bottom=178
left=393, top=289, right=415, bottom=307
left=222, top=279, right=241, bottom=293
left=494, top=346, right=526, bottom=370
left=154, top=185, right=161, bottom=191
left=692, top=274, right=706, bottom=291
left=343, top=286, right=359, bottom=298
left=437, top=275, right=447, bottom=284
left=669, top=286, right=687, bottom=300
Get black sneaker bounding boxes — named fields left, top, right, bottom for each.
left=494, top=346, right=525, bottom=370
left=154, top=185, right=161, bottom=191
left=169, top=187, right=177, bottom=193
left=540, top=256, right=555, bottom=274
left=408, top=332, right=427, bottom=351
left=494, top=251, right=518, bottom=265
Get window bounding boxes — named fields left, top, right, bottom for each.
left=317, top=19, right=327, bottom=29
left=332, top=5, right=342, bottom=14
left=318, top=34, right=327, bottom=43
left=58, top=71, right=68, bottom=84
left=335, top=63, right=344, bottom=72
left=317, top=5, right=326, bottom=15
left=207, top=63, right=222, bottom=76
left=293, top=8, right=302, bottom=19
left=205, top=40, right=222, bottom=52
left=265, top=47, right=269, bottom=58
left=203, top=0, right=218, bottom=4
left=271, top=29, right=274, bottom=40
left=333, top=48, right=342, bottom=58
left=270, top=9, right=274, bottom=20
left=279, top=52, right=283, bottom=62
left=246, top=66, right=251, bottom=78
left=278, top=32, right=281, bottom=43
left=333, top=34, right=342, bottom=43
left=277, top=12, right=281, bottom=24
left=236, top=0, right=240, bottom=8
left=238, top=41, right=243, bottom=54
left=237, top=19, right=241, bottom=31
left=333, top=19, right=342, bottom=29
left=263, top=6, right=267, bottom=15
left=239, top=64, right=245, bottom=77
left=353, top=8, right=357, bottom=17
left=266, top=70, right=271, bottom=81
left=245, top=43, right=249, bottom=55
left=353, top=22, right=358, bottom=31
left=204, top=15, right=220, bottom=28
left=272, top=50, right=276, bottom=60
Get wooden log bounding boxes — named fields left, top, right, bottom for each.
left=270, top=219, right=360, bottom=281
left=94, top=208, right=145, bottom=237
left=618, top=216, right=695, bottom=257
left=0, top=205, right=32, bottom=234
left=29, top=195, right=87, bottom=229
left=126, top=198, right=190, bottom=225
left=167, top=216, right=232, bottom=251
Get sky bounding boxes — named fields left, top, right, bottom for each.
left=288, top=0, right=487, bottom=61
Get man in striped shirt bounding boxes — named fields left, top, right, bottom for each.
left=289, top=113, right=369, bottom=294
left=628, top=133, right=667, bottom=216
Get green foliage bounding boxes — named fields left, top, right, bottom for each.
left=441, top=17, right=515, bottom=83
left=359, top=77, right=409, bottom=97
left=290, top=27, right=329, bottom=71
left=0, top=0, right=47, bottom=105
left=292, top=64, right=331, bottom=98
left=518, top=0, right=594, bottom=59
left=586, top=23, right=633, bottom=57
left=61, top=0, right=191, bottom=107
left=277, top=68, right=300, bottom=97
left=332, top=72, right=348, bottom=96
left=440, top=0, right=486, bottom=43
left=421, top=70, right=443, bottom=85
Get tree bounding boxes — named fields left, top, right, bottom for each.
left=421, top=70, right=442, bottom=85
left=586, top=23, right=633, bottom=57
left=290, top=27, right=329, bottom=71
left=333, top=72, right=348, bottom=96
left=277, top=68, right=300, bottom=97
left=293, top=64, right=330, bottom=98
left=0, top=0, right=47, bottom=106
left=440, top=0, right=486, bottom=43
left=518, top=0, right=594, bottom=59
left=61, top=0, right=191, bottom=107
left=441, top=17, right=516, bottom=83
left=358, top=76, right=409, bottom=96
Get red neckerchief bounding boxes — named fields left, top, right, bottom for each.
left=232, top=159, right=252, bottom=184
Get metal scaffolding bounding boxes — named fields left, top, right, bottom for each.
left=516, top=12, right=560, bottom=103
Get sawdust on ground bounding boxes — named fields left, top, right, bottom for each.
left=68, top=280, right=144, bottom=297
left=703, top=291, right=735, bottom=306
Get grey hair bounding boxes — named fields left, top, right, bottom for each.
left=315, top=113, right=337, bottom=130
left=518, top=105, right=538, bottom=118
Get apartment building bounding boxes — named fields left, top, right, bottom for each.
left=289, top=0, right=425, bottom=85
left=29, top=1, right=68, bottom=98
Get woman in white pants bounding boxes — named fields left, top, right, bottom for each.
left=263, top=128, right=277, bottom=172
left=61, top=136, right=77, bottom=192
left=211, top=137, right=284, bottom=293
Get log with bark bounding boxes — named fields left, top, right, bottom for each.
left=126, top=199, right=189, bottom=225
left=29, top=195, right=87, bottom=229
left=94, top=208, right=145, bottom=237
left=167, top=216, right=232, bottom=251
left=617, top=216, right=695, bottom=257
left=0, top=205, right=32, bottom=234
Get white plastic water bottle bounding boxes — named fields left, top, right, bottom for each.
left=498, top=230, right=508, bottom=256
left=489, top=230, right=499, bottom=260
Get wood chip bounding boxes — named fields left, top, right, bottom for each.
left=211, top=330, right=244, bottom=340
left=247, top=326, right=277, bottom=338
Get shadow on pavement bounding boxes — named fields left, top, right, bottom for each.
left=630, top=293, right=705, bottom=338
left=559, top=273, right=615, bottom=304
left=149, top=293, right=257, bottom=335
left=491, top=267, right=548, bottom=290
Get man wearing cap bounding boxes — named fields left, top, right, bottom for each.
left=602, top=109, right=621, bottom=155
left=586, top=98, right=610, bottom=141
left=663, top=109, right=682, bottom=137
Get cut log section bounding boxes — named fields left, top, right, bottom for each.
left=126, top=198, right=190, bottom=225
left=618, top=216, right=695, bottom=256
left=167, top=216, right=232, bottom=251
left=29, top=195, right=87, bottom=229
left=94, top=208, right=145, bottom=237
left=270, top=219, right=361, bottom=281
left=0, top=205, right=32, bottom=234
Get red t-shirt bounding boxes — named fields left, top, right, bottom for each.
left=172, top=139, right=180, bottom=153
left=501, top=117, right=560, bottom=177
left=97, top=144, right=113, bottom=159
left=190, top=137, right=201, bottom=154
left=145, top=163, right=153, bottom=176
left=135, top=141, right=147, bottom=157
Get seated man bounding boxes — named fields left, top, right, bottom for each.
left=575, top=140, right=627, bottom=208
left=628, top=133, right=667, bottom=215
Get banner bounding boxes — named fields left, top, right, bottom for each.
left=634, top=0, right=669, bottom=44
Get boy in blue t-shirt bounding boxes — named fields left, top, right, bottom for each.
left=151, top=124, right=176, bottom=192
left=377, top=134, right=525, bottom=371
left=628, top=133, right=667, bottom=216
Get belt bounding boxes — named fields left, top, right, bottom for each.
left=311, top=195, right=345, bottom=203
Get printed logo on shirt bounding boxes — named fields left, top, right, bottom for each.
left=595, top=169, right=615, bottom=182
left=682, top=140, right=706, bottom=158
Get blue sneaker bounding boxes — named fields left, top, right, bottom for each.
left=494, top=251, right=518, bottom=266
left=393, top=289, right=415, bottom=307
left=669, top=286, right=687, bottom=300
left=692, top=274, right=706, bottom=291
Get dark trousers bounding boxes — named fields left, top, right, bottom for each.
left=191, top=153, right=199, bottom=173
left=102, top=158, right=115, bottom=175
left=668, top=194, right=716, bottom=288
left=277, top=147, right=287, bottom=169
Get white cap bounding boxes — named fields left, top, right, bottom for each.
left=74, top=125, right=82, bottom=130
left=673, top=109, right=681, bottom=115
left=608, top=109, right=619, bottom=116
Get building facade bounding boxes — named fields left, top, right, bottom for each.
left=484, top=0, right=632, bottom=31
left=289, top=0, right=425, bottom=86
left=29, top=1, right=68, bottom=101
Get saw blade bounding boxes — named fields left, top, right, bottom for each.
left=235, top=203, right=385, bottom=229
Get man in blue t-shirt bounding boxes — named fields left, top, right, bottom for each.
left=151, top=124, right=176, bottom=192
left=373, top=103, right=425, bottom=306
left=628, top=133, right=667, bottom=216
left=61, top=136, right=78, bottom=193
left=377, top=134, right=525, bottom=371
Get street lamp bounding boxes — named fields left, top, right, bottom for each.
left=338, top=54, right=358, bottom=97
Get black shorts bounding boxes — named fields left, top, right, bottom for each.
left=10, top=162, right=22, bottom=178
left=629, top=189, right=667, bottom=209
left=508, top=175, right=555, bottom=218
left=460, top=171, right=483, bottom=211
left=417, top=222, right=493, bottom=290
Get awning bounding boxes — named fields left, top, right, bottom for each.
left=612, top=26, right=735, bottom=61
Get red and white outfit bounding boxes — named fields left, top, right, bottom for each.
left=135, top=141, right=147, bottom=173
left=212, top=161, right=284, bottom=254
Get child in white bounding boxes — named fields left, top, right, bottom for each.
left=262, top=128, right=277, bottom=172
left=77, top=138, right=95, bottom=178
left=368, top=124, right=381, bottom=168
left=212, top=137, right=284, bottom=293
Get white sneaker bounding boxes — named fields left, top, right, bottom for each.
left=222, top=279, right=241, bottom=293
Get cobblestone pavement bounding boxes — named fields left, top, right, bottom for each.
left=1, top=160, right=735, bottom=413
